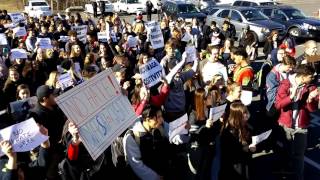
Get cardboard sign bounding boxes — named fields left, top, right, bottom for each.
left=0, top=118, right=48, bottom=156
left=13, top=26, right=27, bottom=37
left=36, top=38, right=52, bottom=49
left=58, top=73, right=74, bottom=90
left=11, top=48, right=28, bottom=59
left=139, top=58, right=163, bottom=88
left=145, top=21, right=164, bottom=49
left=97, top=32, right=108, bottom=43
left=168, top=114, right=188, bottom=142
left=0, top=33, right=8, bottom=45
left=209, top=104, right=227, bottom=122
left=71, top=25, right=88, bottom=44
left=8, top=13, right=25, bottom=24
left=56, top=69, right=137, bottom=160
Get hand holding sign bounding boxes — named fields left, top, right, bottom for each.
left=0, top=141, right=15, bottom=158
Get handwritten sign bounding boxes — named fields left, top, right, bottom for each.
left=13, top=26, right=27, bottom=37
left=71, top=25, right=88, bottom=44
left=58, top=72, right=74, bottom=90
left=168, top=114, right=188, bottom=142
left=240, top=90, right=253, bottom=106
left=139, top=58, right=163, bottom=88
left=127, top=35, right=138, bottom=48
left=8, top=13, right=25, bottom=24
left=11, top=48, right=27, bottom=59
left=145, top=21, right=164, bottom=49
left=0, top=33, right=7, bottom=45
left=185, top=46, right=197, bottom=63
left=56, top=69, right=137, bottom=160
left=209, top=104, right=227, bottom=122
left=97, top=32, right=108, bottom=43
left=36, top=38, right=52, bottom=49
left=0, top=118, right=48, bottom=156
left=251, top=130, right=272, bottom=145
left=59, top=36, right=69, bottom=42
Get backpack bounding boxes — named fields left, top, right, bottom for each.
left=252, top=59, right=273, bottom=92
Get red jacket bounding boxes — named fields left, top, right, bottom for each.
left=275, top=79, right=318, bottom=129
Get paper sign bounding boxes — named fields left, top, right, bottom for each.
left=240, top=90, right=253, bottom=106
left=9, top=96, right=37, bottom=121
left=36, top=38, right=52, bottom=49
left=181, top=33, right=192, bottom=43
left=185, top=46, right=197, bottom=63
left=0, top=33, right=8, bottom=45
left=8, top=13, right=25, bottom=24
left=145, top=21, right=164, bottom=49
left=97, top=32, right=108, bottom=43
left=209, top=104, right=227, bottom=122
left=71, top=25, right=88, bottom=44
left=59, top=36, right=69, bottom=42
left=168, top=114, right=188, bottom=142
left=251, top=130, right=272, bottom=145
left=56, top=69, right=138, bottom=160
left=13, top=26, right=27, bottom=37
left=0, top=118, right=48, bottom=156
left=11, top=48, right=27, bottom=59
left=139, top=58, right=163, bottom=88
left=127, top=35, right=137, bottom=48
left=58, top=73, right=74, bottom=90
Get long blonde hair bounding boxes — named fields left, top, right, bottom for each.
left=46, top=71, right=59, bottom=88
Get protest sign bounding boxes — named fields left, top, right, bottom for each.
left=36, top=38, right=52, bottom=49
left=209, top=104, right=227, bottom=122
left=56, top=69, right=137, bottom=160
left=185, top=46, right=197, bottom=63
left=10, top=96, right=37, bottom=121
left=139, top=58, right=163, bottom=88
left=0, top=33, right=8, bottom=45
left=58, top=72, right=74, bottom=90
left=11, top=48, right=27, bottom=59
left=168, top=114, right=188, bottom=142
left=240, top=90, right=253, bottom=106
left=251, top=130, right=272, bottom=145
left=8, top=13, right=25, bottom=24
left=0, top=118, right=48, bottom=156
left=71, top=25, right=88, bottom=44
left=13, top=26, right=27, bottom=37
left=145, top=21, right=164, bottom=49
left=97, top=32, right=108, bottom=43
left=59, top=36, right=69, bottom=42
left=127, top=35, right=138, bottom=48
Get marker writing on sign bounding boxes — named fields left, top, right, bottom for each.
left=96, top=115, right=107, bottom=136
left=107, top=76, right=119, bottom=95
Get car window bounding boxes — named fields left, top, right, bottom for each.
left=217, top=10, right=230, bottom=18
left=209, top=8, right=219, bottom=15
left=262, top=9, right=272, bottom=17
left=177, top=4, right=200, bottom=13
left=233, top=1, right=242, bottom=6
left=231, top=10, right=242, bottom=22
left=241, top=9, right=269, bottom=21
left=250, top=2, right=258, bottom=6
left=282, top=8, right=306, bottom=19
left=242, top=2, right=251, bottom=6
left=31, top=2, right=48, bottom=6
left=260, top=2, right=276, bottom=6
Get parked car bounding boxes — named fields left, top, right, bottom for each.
left=24, top=0, right=52, bottom=18
left=201, top=6, right=220, bottom=15
left=232, top=0, right=278, bottom=6
left=113, top=0, right=146, bottom=14
left=162, top=0, right=207, bottom=22
left=214, top=0, right=235, bottom=5
left=85, top=0, right=114, bottom=15
left=258, top=5, right=320, bottom=38
left=206, top=6, right=285, bottom=42
left=189, top=0, right=216, bottom=10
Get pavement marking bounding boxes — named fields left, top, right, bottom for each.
left=304, top=156, right=320, bottom=171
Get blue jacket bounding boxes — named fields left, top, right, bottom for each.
left=266, top=65, right=281, bottom=111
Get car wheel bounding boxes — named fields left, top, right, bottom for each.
left=289, top=27, right=300, bottom=37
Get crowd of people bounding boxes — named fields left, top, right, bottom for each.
left=0, top=8, right=319, bottom=180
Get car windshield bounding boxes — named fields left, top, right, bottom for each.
left=282, top=8, right=306, bottom=19
left=241, top=9, right=269, bottom=21
left=31, top=2, right=48, bottom=6
left=127, top=0, right=139, bottom=4
left=178, top=4, right=200, bottom=13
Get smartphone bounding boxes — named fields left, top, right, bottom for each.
left=2, top=47, right=8, bottom=57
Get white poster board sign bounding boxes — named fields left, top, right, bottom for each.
left=59, top=36, right=69, bottom=42
left=241, top=90, right=253, bottom=106
left=0, top=118, right=48, bottom=156
left=56, top=69, right=138, bottom=160
left=0, top=33, right=8, bottom=45
left=13, top=26, right=27, bottom=37
left=185, top=46, right=197, bottom=63
left=97, top=32, right=108, bottom=43
left=11, top=48, right=27, bottom=59
left=58, top=73, right=74, bottom=90
left=127, top=35, right=138, bottom=48
left=139, top=58, right=163, bottom=88
left=251, top=130, right=272, bottom=145
left=36, top=38, right=52, bottom=49
left=71, top=25, right=88, bottom=44
left=209, top=104, right=227, bottom=122
left=168, top=114, right=188, bottom=142
left=8, top=13, right=25, bottom=24
left=145, top=21, right=164, bottom=49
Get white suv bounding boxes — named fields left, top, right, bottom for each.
left=232, top=0, right=278, bottom=6
left=24, top=0, right=52, bottom=18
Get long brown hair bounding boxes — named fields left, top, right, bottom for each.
left=224, top=102, right=250, bottom=144
left=267, top=30, right=279, bottom=42
left=194, top=88, right=206, bottom=121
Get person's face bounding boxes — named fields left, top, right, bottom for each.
left=74, top=45, right=81, bottom=53
left=142, top=55, right=148, bottom=64
left=166, top=47, right=174, bottom=57
left=225, top=40, right=231, bottom=48
left=272, top=33, right=278, bottom=41
left=231, top=86, right=241, bottom=100
left=186, top=27, right=191, bottom=33
left=148, top=111, right=163, bottom=129
left=46, top=94, right=57, bottom=106
left=41, top=27, right=47, bottom=34
left=234, top=55, right=243, bottom=65
left=127, top=25, right=132, bottom=32
left=18, top=89, right=30, bottom=100
left=282, top=64, right=293, bottom=73
left=9, top=70, right=19, bottom=82
left=277, top=49, right=285, bottom=61
left=243, top=111, right=250, bottom=122
left=223, top=23, right=228, bottom=30
left=305, top=43, right=318, bottom=56
left=70, top=35, right=77, bottom=42
left=115, top=71, right=125, bottom=82
left=302, top=75, right=314, bottom=85
left=87, top=35, right=92, bottom=42
left=100, top=45, right=107, bottom=52
left=135, top=78, right=142, bottom=85
left=57, top=25, right=63, bottom=31
left=210, top=48, right=219, bottom=62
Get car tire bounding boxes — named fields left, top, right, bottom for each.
left=288, top=27, right=300, bottom=37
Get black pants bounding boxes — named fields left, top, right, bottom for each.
left=147, top=12, right=152, bottom=21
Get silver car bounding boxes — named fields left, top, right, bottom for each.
left=206, top=6, right=286, bottom=42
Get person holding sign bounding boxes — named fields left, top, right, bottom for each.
left=219, top=102, right=256, bottom=180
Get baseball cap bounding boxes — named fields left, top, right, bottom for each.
left=36, top=85, right=54, bottom=101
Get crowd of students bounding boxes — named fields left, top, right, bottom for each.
left=0, top=9, right=319, bottom=180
